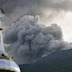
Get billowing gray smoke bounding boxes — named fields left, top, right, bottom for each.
left=4, top=15, right=72, bottom=64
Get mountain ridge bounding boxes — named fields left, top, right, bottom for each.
left=19, top=49, right=72, bottom=72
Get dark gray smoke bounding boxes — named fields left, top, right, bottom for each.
left=1, top=0, right=72, bottom=64
left=4, top=15, right=72, bottom=64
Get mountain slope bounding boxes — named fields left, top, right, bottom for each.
left=19, top=49, right=72, bottom=72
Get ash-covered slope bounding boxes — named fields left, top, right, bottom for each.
left=19, top=49, right=72, bottom=72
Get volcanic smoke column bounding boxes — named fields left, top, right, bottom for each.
left=0, top=9, right=20, bottom=72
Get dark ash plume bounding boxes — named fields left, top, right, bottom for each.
left=4, top=15, right=72, bottom=64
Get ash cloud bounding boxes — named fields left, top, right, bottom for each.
left=1, top=0, right=72, bottom=64
left=4, top=15, right=72, bottom=64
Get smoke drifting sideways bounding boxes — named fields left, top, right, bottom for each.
left=4, top=15, right=72, bottom=64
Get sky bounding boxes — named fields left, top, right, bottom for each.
left=1, top=0, right=72, bottom=64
